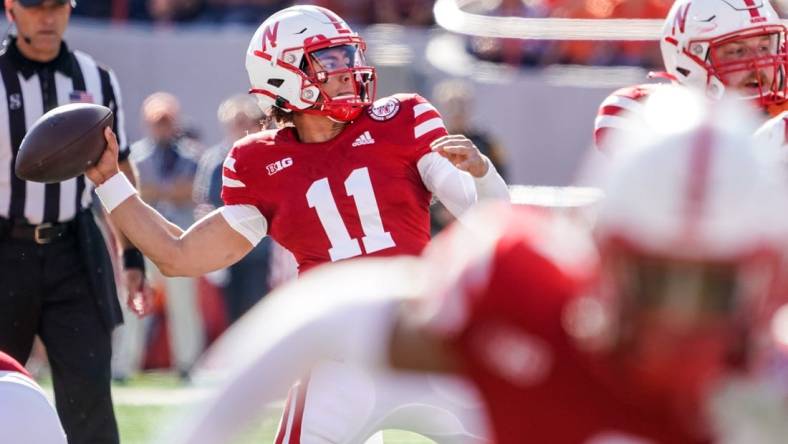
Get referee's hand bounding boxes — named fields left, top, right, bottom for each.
left=86, top=127, right=121, bottom=185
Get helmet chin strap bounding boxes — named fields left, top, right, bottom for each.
left=299, top=92, right=365, bottom=122
left=289, top=103, right=361, bottom=123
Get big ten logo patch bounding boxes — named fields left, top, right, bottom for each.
left=266, top=157, right=293, bottom=176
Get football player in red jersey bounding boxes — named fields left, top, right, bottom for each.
left=87, top=5, right=507, bottom=443
left=0, top=350, right=67, bottom=443
left=157, top=90, right=788, bottom=444
left=593, top=0, right=788, bottom=154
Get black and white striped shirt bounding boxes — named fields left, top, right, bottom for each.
left=0, top=36, right=129, bottom=225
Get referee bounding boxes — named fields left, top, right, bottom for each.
left=0, top=1, right=150, bottom=443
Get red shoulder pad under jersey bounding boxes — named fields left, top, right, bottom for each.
left=418, top=203, right=597, bottom=340
left=220, top=129, right=280, bottom=211
left=594, top=83, right=660, bottom=153
left=0, top=351, right=31, bottom=378
left=364, top=93, right=448, bottom=161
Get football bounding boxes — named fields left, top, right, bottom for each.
left=15, top=103, right=114, bottom=183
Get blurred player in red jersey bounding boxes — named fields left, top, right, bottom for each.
left=593, top=0, right=788, bottom=154
left=87, top=5, right=507, bottom=443
left=0, top=350, right=66, bottom=443
left=156, top=90, right=788, bottom=444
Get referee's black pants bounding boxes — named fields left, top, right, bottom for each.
left=0, top=233, right=119, bottom=444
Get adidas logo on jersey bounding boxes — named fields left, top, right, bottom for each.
left=352, top=131, right=375, bottom=147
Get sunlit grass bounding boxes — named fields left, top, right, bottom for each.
left=108, top=372, right=434, bottom=443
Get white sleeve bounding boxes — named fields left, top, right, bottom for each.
left=417, top=151, right=477, bottom=217
left=218, top=204, right=268, bottom=246
left=155, top=259, right=411, bottom=444
left=474, top=156, right=510, bottom=202
left=753, top=111, right=788, bottom=160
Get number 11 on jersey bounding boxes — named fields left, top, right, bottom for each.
left=306, top=167, right=396, bottom=261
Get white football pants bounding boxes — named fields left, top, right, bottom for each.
left=0, top=371, right=67, bottom=443
left=275, top=360, right=489, bottom=444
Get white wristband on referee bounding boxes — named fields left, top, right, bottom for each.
left=95, top=172, right=137, bottom=213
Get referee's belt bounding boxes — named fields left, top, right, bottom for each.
left=0, top=218, right=77, bottom=244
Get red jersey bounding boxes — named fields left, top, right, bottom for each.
left=420, top=205, right=711, bottom=444
left=222, top=93, right=448, bottom=272
left=0, top=351, right=31, bottom=378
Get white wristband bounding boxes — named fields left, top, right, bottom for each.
left=95, top=172, right=137, bottom=213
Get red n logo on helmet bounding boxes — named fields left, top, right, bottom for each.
left=261, top=22, right=280, bottom=52
left=672, top=3, right=691, bottom=35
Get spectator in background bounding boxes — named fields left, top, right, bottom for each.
left=433, top=79, right=508, bottom=177
left=70, top=0, right=111, bottom=18
left=293, top=0, right=373, bottom=25
left=371, top=0, right=433, bottom=26
left=193, top=94, right=273, bottom=323
left=543, top=0, right=614, bottom=65
left=608, top=0, right=670, bottom=67
left=430, top=79, right=510, bottom=234
left=148, top=0, right=203, bottom=22
left=132, top=92, right=204, bottom=379
left=199, top=0, right=285, bottom=24
left=544, top=0, right=666, bottom=67
left=468, top=0, right=551, bottom=66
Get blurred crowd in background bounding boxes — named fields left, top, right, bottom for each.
left=67, top=0, right=669, bottom=67
left=18, top=0, right=788, bottom=68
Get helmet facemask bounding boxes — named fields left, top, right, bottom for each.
left=246, top=6, right=378, bottom=124
left=695, top=26, right=788, bottom=105
left=298, top=39, right=376, bottom=122
left=251, top=37, right=377, bottom=123
left=600, top=239, right=783, bottom=379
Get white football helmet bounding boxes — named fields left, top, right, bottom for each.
left=594, top=88, right=788, bottom=362
left=661, top=0, right=787, bottom=105
left=597, top=87, right=788, bottom=262
left=245, top=5, right=376, bottom=122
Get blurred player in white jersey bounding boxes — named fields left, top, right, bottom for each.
left=0, top=350, right=66, bottom=443
left=594, top=0, right=788, bottom=154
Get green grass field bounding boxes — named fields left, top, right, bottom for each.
left=106, top=372, right=434, bottom=444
